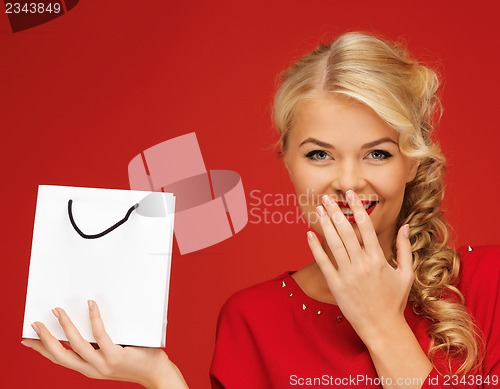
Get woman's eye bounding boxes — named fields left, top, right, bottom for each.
left=305, top=150, right=331, bottom=161
left=367, top=150, right=393, bottom=160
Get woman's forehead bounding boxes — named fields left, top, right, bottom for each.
left=289, top=97, right=399, bottom=147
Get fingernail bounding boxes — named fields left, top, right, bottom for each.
left=21, top=340, right=31, bottom=348
left=307, top=231, right=315, bottom=241
left=403, top=224, right=410, bottom=238
left=346, top=190, right=355, bottom=201
left=31, top=322, right=40, bottom=335
left=52, top=308, right=61, bottom=320
left=88, top=300, right=94, bottom=310
left=322, top=194, right=332, bottom=206
left=316, top=205, right=326, bottom=216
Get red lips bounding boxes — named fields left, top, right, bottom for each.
left=335, top=200, right=374, bottom=208
left=335, top=200, right=379, bottom=223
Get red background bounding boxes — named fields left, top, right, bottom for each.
left=1, top=1, right=499, bottom=388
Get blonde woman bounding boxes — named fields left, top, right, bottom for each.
left=23, top=32, right=500, bottom=389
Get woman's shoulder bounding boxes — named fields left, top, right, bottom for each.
left=457, top=244, right=500, bottom=319
left=458, top=244, right=500, bottom=262
left=217, top=272, right=293, bottom=320
left=458, top=244, right=500, bottom=290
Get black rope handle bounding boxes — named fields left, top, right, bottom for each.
left=68, top=199, right=139, bottom=239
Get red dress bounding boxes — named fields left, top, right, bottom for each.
left=209, top=245, right=500, bottom=388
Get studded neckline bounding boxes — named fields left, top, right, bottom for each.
left=279, top=271, right=344, bottom=319
left=279, top=271, right=416, bottom=322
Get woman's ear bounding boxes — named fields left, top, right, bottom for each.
left=406, top=158, right=420, bottom=183
left=282, top=153, right=291, bottom=177
left=283, top=156, right=289, bottom=173
left=278, top=147, right=290, bottom=174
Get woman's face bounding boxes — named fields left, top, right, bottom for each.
left=283, top=97, right=418, bottom=255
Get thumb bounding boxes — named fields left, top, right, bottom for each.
left=396, top=224, right=413, bottom=277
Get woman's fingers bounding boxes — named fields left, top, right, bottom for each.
left=87, top=300, right=121, bottom=361
left=27, top=322, right=104, bottom=379
left=52, top=307, right=105, bottom=369
left=320, top=192, right=366, bottom=266
left=22, top=338, right=59, bottom=365
left=316, top=204, right=351, bottom=271
left=22, top=304, right=183, bottom=388
left=30, top=302, right=118, bottom=378
left=307, top=230, right=339, bottom=283
left=396, top=224, right=414, bottom=277
left=345, top=190, right=382, bottom=257
left=322, top=194, right=365, bottom=262
left=31, top=321, right=70, bottom=361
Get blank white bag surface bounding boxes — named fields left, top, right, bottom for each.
left=23, top=185, right=175, bottom=347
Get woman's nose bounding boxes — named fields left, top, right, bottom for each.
left=329, top=162, right=365, bottom=194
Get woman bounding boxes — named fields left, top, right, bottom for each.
left=22, top=32, right=500, bottom=388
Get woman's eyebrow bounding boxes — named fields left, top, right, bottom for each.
left=299, top=137, right=398, bottom=149
left=299, top=138, right=333, bottom=148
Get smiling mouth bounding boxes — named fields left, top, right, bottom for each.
left=336, top=201, right=379, bottom=216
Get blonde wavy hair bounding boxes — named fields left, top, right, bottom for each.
left=273, top=32, right=483, bottom=374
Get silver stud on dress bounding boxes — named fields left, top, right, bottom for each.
left=467, top=245, right=473, bottom=252
left=281, top=279, right=326, bottom=317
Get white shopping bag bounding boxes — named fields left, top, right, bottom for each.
left=22, top=185, right=175, bottom=347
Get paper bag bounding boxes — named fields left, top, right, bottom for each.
left=22, top=185, right=175, bottom=347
